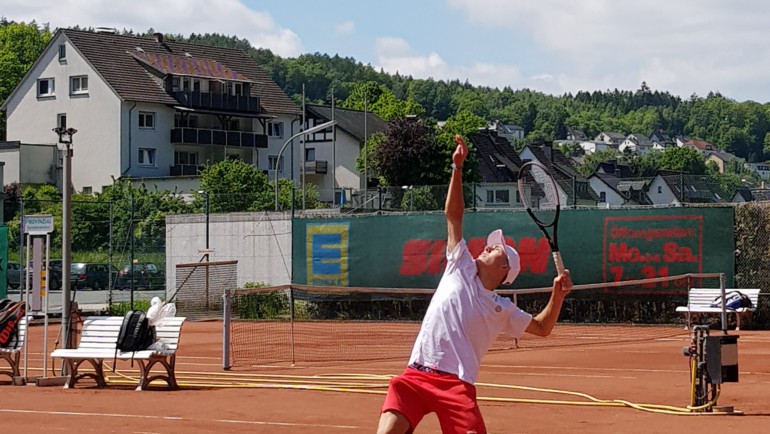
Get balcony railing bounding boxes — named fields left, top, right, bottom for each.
left=170, top=164, right=204, bottom=176
left=303, top=160, right=328, bottom=174
left=172, top=91, right=260, bottom=113
left=171, top=128, right=268, bottom=148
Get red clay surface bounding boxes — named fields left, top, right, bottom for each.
left=1, top=321, right=769, bottom=433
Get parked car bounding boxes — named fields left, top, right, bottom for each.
left=70, top=262, right=119, bottom=290
left=6, top=261, right=21, bottom=290
left=26, top=259, right=62, bottom=291
left=116, top=263, right=164, bottom=290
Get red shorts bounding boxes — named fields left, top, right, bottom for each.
left=381, top=366, right=486, bottom=434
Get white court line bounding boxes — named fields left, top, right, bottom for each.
left=484, top=364, right=682, bottom=374
left=488, top=372, right=636, bottom=379
left=0, top=408, right=360, bottom=430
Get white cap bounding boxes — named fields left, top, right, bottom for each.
left=487, top=229, right=521, bottom=285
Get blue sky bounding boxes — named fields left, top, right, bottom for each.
left=6, top=0, right=770, bottom=103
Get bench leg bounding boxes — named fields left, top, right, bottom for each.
left=136, top=356, right=177, bottom=391
left=736, top=313, right=741, bottom=331
left=0, top=351, right=21, bottom=381
left=64, top=359, right=107, bottom=389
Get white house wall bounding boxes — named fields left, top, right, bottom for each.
left=299, top=129, right=361, bottom=202
left=5, top=32, right=123, bottom=193
left=588, top=178, right=625, bottom=207
left=165, top=212, right=292, bottom=292
left=648, top=177, right=680, bottom=206
left=122, top=101, right=175, bottom=182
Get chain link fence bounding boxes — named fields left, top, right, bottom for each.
left=734, top=201, right=770, bottom=327
left=7, top=196, right=167, bottom=313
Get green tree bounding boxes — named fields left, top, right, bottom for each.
left=0, top=21, right=51, bottom=139
left=658, top=146, right=707, bottom=174
left=197, top=159, right=272, bottom=212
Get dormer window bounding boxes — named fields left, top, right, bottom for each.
left=58, top=44, right=66, bottom=61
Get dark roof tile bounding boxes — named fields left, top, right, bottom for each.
left=62, top=29, right=300, bottom=114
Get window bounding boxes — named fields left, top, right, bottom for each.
left=267, top=122, right=283, bottom=138
left=228, top=119, right=239, bottom=131
left=58, top=44, right=66, bottom=61
left=138, top=148, right=156, bottom=166
left=37, top=78, right=55, bottom=97
left=657, top=186, right=662, bottom=194
left=268, top=155, right=284, bottom=172
left=486, top=189, right=510, bottom=204
left=174, top=151, right=198, bottom=165
left=599, top=191, right=606, bottom=202
left=138, top=112, right=155, bottom=129
left=82, top=186, right=92, bottom=195
left=174, top=114, right=198, bottom=128
left=305, top=148, right=316, bottom=161
left=57, top=113, right=67, bottom=129
left=226, top=81, right=244, bottom=96
left=69, top=76, right=88, bottom=95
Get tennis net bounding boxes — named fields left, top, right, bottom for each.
left=224, top=273, right=724, bottom=367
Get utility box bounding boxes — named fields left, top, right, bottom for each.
left=705, top=335, right=739, bottom=383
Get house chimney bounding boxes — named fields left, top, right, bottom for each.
left=153, top=32, right=164, bottom=43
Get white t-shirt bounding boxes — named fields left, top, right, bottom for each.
left=408, top=238, right=533, bottom=384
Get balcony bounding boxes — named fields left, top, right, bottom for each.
left=303, top=160, right=328, bottom=174
left=172, top=91, right=260, bottom=113
left=170, top=128, right=268, bottom=148
left=170, top=164, right=204, bottom=176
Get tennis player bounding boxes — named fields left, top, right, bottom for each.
left=377, top=135, right=573, bottom=434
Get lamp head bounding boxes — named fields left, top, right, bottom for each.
left=53, top=127, right=78, bottom=144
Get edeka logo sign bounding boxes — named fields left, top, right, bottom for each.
left=400, top=236, right=552, bottom=277
left=307, top=223, right=350, bottom=286
left=602, top=215, right=702, bottom=294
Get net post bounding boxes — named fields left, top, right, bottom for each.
left=720, top=273, right=727, bottom=334
left=223, top=288, right=231, bottom=370
left=289, top=286, right=295, bottom=366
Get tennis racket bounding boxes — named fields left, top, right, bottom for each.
left=517, top=161, right=565, bottom=275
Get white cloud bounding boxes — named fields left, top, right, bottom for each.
left=375, top=37, right=522, bottom=89
left=3, top=0, right=304, bottom=57
left=334, top=21, right=355, bottom=35
left=446, top=0, right=770, bottom=101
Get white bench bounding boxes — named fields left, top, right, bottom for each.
left=51, top=316, right=186, bottom=390
left=676, top=288, right=761, bottom=330
left=0, top=316, right=29, bottom=384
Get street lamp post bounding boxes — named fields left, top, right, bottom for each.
left=52, top=126, right=76, bottom=352
left=197, top=190, right=210, bottom=256
left=274, top=120, right=337, bottom=211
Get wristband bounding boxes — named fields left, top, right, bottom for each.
left=451, top=163, right=463, bottom=171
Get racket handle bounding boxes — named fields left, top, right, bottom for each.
left=553, top=251, right=565, bottom=276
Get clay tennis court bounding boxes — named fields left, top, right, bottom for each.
left=1, top=320, right=769, bottom=433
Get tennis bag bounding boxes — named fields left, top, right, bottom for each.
left=710, top=291, right=753, bottom=310
left=0, top=301, right=26, bottom=348
left=114, top=310, right=156, bottom=369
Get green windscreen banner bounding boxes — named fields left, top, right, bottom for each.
left=292, top=207, right=734, bottom=293
left=0, top=225, right=7, bottom=299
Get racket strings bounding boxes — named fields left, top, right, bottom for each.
left=519, top=165, right=560, bottom=212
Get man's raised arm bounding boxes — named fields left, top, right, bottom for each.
left=446, top=135, right=468, bottom=252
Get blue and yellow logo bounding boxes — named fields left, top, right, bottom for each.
left=307, top=223, right=349, bottom=286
